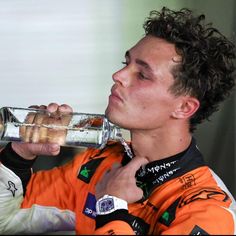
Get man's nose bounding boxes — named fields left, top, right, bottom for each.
left=112, top=68, right=130, bottom=87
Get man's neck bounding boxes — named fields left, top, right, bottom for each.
left=130, top=126, right=192, bottom=162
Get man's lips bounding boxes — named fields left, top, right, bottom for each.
left=110, top=90, right=123, bottom=102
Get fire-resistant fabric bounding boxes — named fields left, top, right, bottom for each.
left=0, top=139, right=235, bottom=235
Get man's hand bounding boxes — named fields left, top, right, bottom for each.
left=11, top=103, right=73, bottom=160
left=95, top=157, right=148, bottom=203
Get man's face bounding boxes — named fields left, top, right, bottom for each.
left=105, top=35, right=182, bottom=130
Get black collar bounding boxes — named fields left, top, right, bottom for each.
left=122, top=138, right=206, bottom=201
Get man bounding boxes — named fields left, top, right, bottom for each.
left=0, top=7, right=235, bottom=235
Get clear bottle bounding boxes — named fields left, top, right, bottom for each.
left=0, top=106, right=122, bottom=149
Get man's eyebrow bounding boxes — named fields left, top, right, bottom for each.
left=125, top=50, right=153, bottom=73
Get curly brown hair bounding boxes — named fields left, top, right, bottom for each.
left=143, top=7, right=235, bottom=132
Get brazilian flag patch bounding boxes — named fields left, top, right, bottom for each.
left=78, top=158, right=105, bottom=183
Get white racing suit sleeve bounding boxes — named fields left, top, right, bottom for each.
left=0, top=163, right=75, bottom=234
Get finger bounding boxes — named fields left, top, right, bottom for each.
left=31, top=112, right=47, bottom=143
left=39, top=105, right=47, bottom=110
left=58, top=104, right=73, bottom=114
left=28, top=105, right=39, bottom=109
left=46, top=116, right=66, bottom=145
left=28, top=106, right=48, bottom=143
left=47, top=103, right=60, bottom=113
left=59, top=109, right=72, bottom=126
left=20, top=106, right=46, bottom=143
left=125, top=157, right=149, bottom=176
left=28, top=105, right=47, bottom=111
left=52, top=105, right=73, bottom=144
left=38, top=115, right=49, bottom=143
left=24, top=112, right=37, bottom=142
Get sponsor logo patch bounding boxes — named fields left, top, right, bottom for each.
left=78, top=157, right=105, bottom=183
left=159, top=197, right=181, bottom=226
left=189, top=225, right=209, bottom=235
left=7, top=181, right=17, bottom=197
left=179, top=188, right=229, bottom=208
left=179, top=174, right=196, bottom=189
left=107, top=229, right=115, bottom=235
left=130, top=217, right=150, bottom=235
left=83, top=192, right=97, bottom=219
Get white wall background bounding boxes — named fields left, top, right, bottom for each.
left=0, top=0, right=191, bottom=113
left=0, top=0, right=122, bottom=113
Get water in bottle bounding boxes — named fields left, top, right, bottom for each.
left=0, top=106, right=126, bottom=151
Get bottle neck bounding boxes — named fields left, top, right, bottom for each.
left=109, top=124, right=122, bottom=141
left=0, top=108, right=5, bottom=138
left=107, top=122, right=133, bottom=159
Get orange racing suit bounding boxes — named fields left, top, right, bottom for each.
left=0, top=138, right=235, bottom=235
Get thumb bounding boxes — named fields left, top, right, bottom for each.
left=12, top=142, right=60, bottom=160
left=30, top=143, right=60, bottom=156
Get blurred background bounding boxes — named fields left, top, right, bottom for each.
left=0, top=0, right=235, bottom=196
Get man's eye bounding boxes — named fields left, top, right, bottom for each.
left=121, top=61, right=128, bottom=66
left=138, top=72, right=149, bottom=80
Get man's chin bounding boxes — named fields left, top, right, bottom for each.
left=105, top=109, right=118, bottom=125
left=104, top=107, right=109, bottom=118
left=105, top=114, right=116, bottom=124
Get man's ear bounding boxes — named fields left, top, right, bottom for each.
left=171, top=97, right=200, bottom=119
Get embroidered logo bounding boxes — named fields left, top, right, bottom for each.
left=151, top=167, right=180, bottom=185
left=179, top=174, right=196, bottom=189
left=78, top=157, right=105, bottom=183
left=130, top=217, right=150, bottom=235
left=161, top=211, right=170, bottom=222
left=159, top=210, right=174, bottom=226
left=189, top=225, right=209, bottom=235
left=80, top=167, right=91, bottom=178
left=159, top=197, right=181, bottom=226
left=7, top=181, right=17, bottom=197
left=146, top=160, right=178, bottom=174
left=107, top=229, right=115, bottom=235
left=179, top=188, right=229, bottom=208
left=83, top=192, right=97, bottom=219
